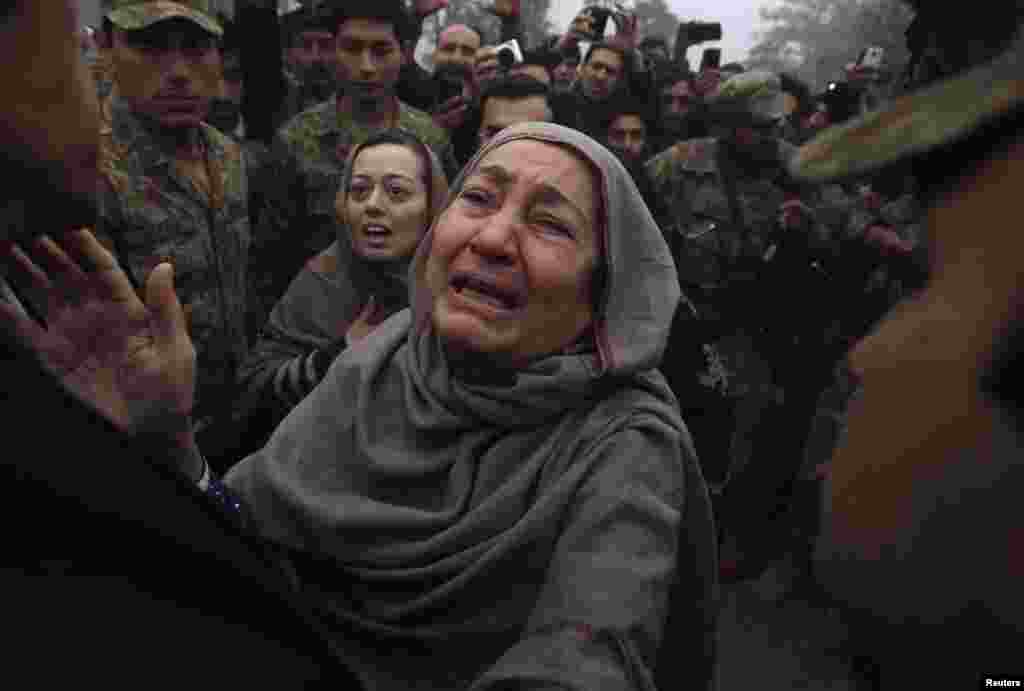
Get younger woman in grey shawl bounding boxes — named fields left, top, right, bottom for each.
left=8, top=123, right=718, bottom=690
left=234, top=130, right=448, bottom=449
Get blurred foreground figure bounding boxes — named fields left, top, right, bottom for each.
left=0, top=1, right=359, bottom=684
left=792, top=8, right=1024, bottom=686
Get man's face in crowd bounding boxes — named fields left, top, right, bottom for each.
left=433, top=24, right=480, bottom=74
left=111, top=18, right=221, bottom=129
left=475, top=48, right=501, bottom=88
left=552, top=56, right=579, bottom=92
left=570, top=10, right=598, bottom=41
left=661, top=79, right=695, bottom=136
left=580, top=47, right=623, bottom=102
left=289, top=29, right=335, bottom=74
left=1, top=0, right=102, bottom=238
left=607, top=114, right=646, bottom=164
left=508, top=63, right=552, bottom=87
left=335, top=18, right=404, bottom=103
left=478, top=95, right=552, bottom=150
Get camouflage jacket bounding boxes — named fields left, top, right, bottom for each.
left=99, top=99, right=251, bottom=428
left=249, top=97, right=450, bottom=335
left=646, top=137, right=841, bottom=399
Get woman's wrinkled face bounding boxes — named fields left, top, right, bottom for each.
left=340, top=144, right=429, bottom=261
left=425, top=139, right=601, bottom=367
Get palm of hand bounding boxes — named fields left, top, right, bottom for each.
left=2, top=232, right=195, bottom=435
left=45, top=294, right=173, bottom=431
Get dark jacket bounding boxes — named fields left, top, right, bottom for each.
left=0, top=336, right=363, bottom=687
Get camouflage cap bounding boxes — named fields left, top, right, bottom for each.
left=106, top=0, right=223, bottom=37
left=791, top=27, right=1024, bottom=183
left=706, top=70, right=788, bottom=127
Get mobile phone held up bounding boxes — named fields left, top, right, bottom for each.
left=701, top=48, right=722, bottom=72
left=674, top=21, right=723, bottom=67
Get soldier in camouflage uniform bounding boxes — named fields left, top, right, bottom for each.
left=98, top=0, right=250, bottom=465
left=647, top=71, right=862, bottom=578
left=250, top=0, right=450, bottom=339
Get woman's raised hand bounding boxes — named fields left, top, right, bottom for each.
left=0, top=230, right=196, bottom=437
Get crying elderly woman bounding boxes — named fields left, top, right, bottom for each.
left=4, top=122, right=717, bottom=690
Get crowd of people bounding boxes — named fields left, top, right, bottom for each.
left=1, top=0, right=1022, bottom=688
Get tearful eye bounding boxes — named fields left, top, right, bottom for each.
left=537, top=218, right=573, bottom=237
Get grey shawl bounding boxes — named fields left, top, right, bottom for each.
left=226, top=123, right=716, bottom=690
left=236, top=134, right=449, bottom=422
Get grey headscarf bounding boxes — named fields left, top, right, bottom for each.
left=227, top=123, right=714, bottom=690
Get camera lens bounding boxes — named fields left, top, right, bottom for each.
left=498, top=48, right=515, bottom=70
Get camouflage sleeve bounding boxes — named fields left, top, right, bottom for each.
left=644, top=147, right=678, bottom=191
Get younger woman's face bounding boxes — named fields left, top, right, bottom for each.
left=340, top=144, right=429, bottom=261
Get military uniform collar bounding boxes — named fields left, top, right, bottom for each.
left=318, top=95, right=404, bottom=135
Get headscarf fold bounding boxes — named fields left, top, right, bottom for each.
left=227, top=123, right=706, bottom=690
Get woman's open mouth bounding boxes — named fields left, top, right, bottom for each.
left=450, top=271, right=526, bottom=314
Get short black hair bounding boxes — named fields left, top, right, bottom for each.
left=479, top=75, right=554, bottom=115
left=326, top=0, right=414, bottom=45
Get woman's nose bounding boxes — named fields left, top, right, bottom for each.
left=469, top=214, right=518, bottom=265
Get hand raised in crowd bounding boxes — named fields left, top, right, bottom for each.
left=608, top=9, right=639, bottom=51
left=863, top=224, right=913, bottom=256
left=432, top=93, right=471, bottom=132
left=0, top=230, right=195, bottom=438
left=696, top=68, right=723, bottom=97
left=413, top=0, right=449, bottom=19
left=487, top=0, right=521, bottom=19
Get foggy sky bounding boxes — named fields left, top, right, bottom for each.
left=548, top=0, right=769, bottom=64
